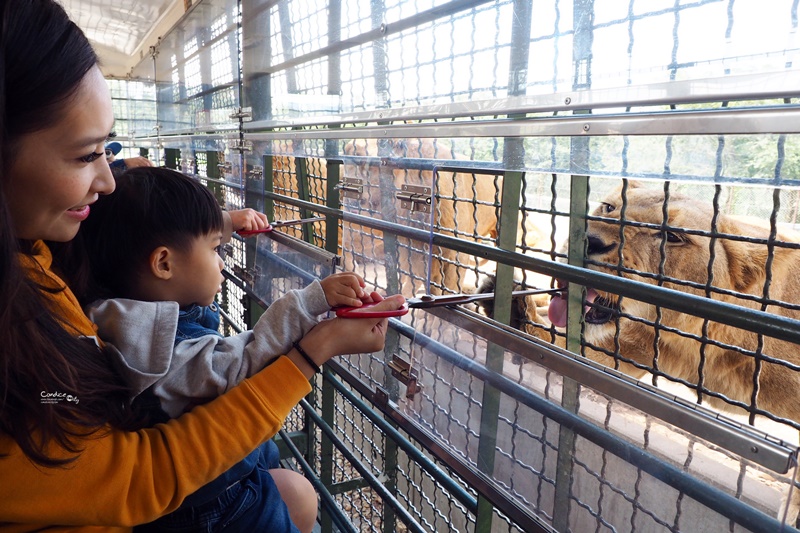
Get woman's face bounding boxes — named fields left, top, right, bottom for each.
left=4, top=66, right=115, bottom=242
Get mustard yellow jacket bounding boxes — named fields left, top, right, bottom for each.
left=0, top=242, right=311, bottom=532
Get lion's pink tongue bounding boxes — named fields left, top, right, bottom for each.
left=547, top=288, right=600, bottom=328
left=548, top=294, right=568, bottom=328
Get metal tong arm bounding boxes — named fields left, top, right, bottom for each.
left=407, top=288, right=559, bottom=308
left=237, top=216, right=325, bottom=236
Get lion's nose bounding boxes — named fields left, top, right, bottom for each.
left=586, top=235, right=616, bottom=256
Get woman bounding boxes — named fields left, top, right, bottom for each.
left=0, top=1, right=403, bottom=530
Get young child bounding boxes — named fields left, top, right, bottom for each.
left=80, top=167, right=371, bottom=532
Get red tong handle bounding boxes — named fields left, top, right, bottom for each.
left=236, top=224, right=274, bottom=236
left=335, top=302, right=410, bottom=318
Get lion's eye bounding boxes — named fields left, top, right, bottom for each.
left=601, top=203, right=614, bottom=214
left=662, top=231, right=684, bottom=243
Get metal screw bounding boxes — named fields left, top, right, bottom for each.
left=583, top=123, right=590, bottom=132
left=565, top=97, right=572, bottom=105
left=751, top=445, right=759, bottom=453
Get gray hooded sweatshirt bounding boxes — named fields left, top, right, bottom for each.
left=87, top=281, right=328, bottom=417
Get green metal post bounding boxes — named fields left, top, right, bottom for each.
left=475, top=169, right=524, bottom=532
left=294, top=157, right=314, bottom=244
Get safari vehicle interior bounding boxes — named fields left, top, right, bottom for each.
left=69, top=0, right=800, bottom=531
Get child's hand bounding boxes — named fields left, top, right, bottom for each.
left=321, top=272, right=367, bottom=308
left=228, top=208, right=270, bottom=232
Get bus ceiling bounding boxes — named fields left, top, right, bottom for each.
left=62, top=0, right=188, bottom=79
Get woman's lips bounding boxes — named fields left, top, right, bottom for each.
left=66, top=205, right=90, bottom=221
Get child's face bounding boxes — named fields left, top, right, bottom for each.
left=170, top=231, right=225, bottom=307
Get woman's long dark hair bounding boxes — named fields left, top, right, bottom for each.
left=0, top=0, right=142, bottom=467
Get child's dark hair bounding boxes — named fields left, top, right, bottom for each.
left=81, top=167, right=224, bottom=300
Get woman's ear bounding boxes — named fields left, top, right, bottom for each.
left=149, top=246, right=174, bottom=280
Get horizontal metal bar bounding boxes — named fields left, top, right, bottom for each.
left=196, top=175, right=244, bottom=190
left=388, top=314, right=797, bottom=533
left=278, top=428, right=357, bottom=533
left=428, top=306, right=797, bottom=473
left=264, top=230, right=339, bottom=267
left=244, top=71, right=800, bottom=130
left=299, top=398, right=429, bottom=533
left=130, top=129, right=235, bottom=142
left=245, top=105, right=800, bottom=140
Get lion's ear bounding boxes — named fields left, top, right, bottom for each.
left=625, top=180, right=644, bottom=189
left=718, top=218, right=770, bottom=293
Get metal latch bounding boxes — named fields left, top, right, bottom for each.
left=227, top=139, right=253, bottom=153
left=387, top=356, right=421, bottom=399
left=336, top=177, right=363, bottom=199
left=247, top=165, right=264, bottom=180
left=396, top=184, right=431, bottom=213
left=229, top=107, right=253, bottom=122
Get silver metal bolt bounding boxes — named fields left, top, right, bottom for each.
left=583, top=123, right=590, bottom=132
left=565, top=97, right=572, bottom=105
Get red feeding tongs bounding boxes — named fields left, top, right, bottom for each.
left=237, top=216, right=325, bottom=236
left=334, top=288, right=559, bottom=318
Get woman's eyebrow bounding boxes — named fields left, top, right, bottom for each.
left=70, top=133, right=113, bottom=149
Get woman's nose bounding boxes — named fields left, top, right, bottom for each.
left=94, top=159, right=116, bottom=195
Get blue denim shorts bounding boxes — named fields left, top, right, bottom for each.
left=135, top=441, right=300, bottom=533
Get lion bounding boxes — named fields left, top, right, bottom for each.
left=543, top=183, right=800, bottom=422
left=488, top=183, right=800, bottom=418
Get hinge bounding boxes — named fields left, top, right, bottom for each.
left=229, top=107, right=253, bottom=122
left=335, top=177, right=363, bottom=199
left=227, top=139, right=253, bottom=153
left=387, top=356, right=421, bottom=399
left=396, top=184, right=432, bottom=213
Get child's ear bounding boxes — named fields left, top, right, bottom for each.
left=149, top=246, right=174, bottom=280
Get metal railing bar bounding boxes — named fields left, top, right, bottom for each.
left=299, top=398, right=429, bottom=533
left=278, top=428, right=358, bottom=533
left=263, top=230, right=339, bottom=266
left=194, top=175, right=245, bottom=190
left=242, top=71, right=800, bottom=130
left=245, top=105, right=800, bottom=140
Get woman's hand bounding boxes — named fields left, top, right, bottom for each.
left=290, top=293, right=405, bottom=377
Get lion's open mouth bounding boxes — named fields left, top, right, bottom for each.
left=547, top=281, right=619, bottom=327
